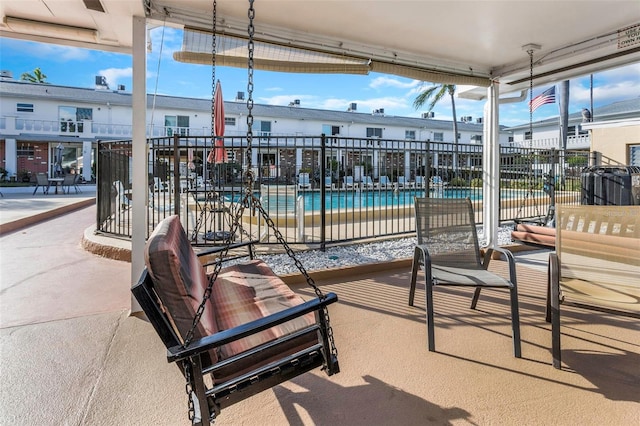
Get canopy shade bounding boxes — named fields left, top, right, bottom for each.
left=174, top=28, right=491, bottom=86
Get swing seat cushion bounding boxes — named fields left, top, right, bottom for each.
left=213, top=259, right=317, bottom=354
left=144, top=215, right=220, bottom=363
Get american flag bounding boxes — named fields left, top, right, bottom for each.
left=529, top=86, right=556, bottom=112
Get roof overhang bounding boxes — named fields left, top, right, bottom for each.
left=0, top=1, right=638, bottom=96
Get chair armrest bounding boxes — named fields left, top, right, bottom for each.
left=483, top=247, right=517, bottom=284
left=167, top=292, right=338, bottom=362
left=414, top=244, right=432, bottom=268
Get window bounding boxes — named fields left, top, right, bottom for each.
left=405, top=130, right=416, bottom=140
left=17, top=103, right=34, bottom=112
left=568, top=125, right=588, bottom=136
left=225, top=117, right=236, bottom=126
left=164, top=115, right=190, bottom=136
left=252, top=120, right=272, bottom=137
left=17, top=143, right=34, bottom=157
left=524, top=131, right=532, bottom=140
left=471, top=134, right=482, bottom=143
left=433, top=132, right=444, bottom=142
left=322, top=124, right=340, bottom=136
left=366, top=127, right=383, bottom=138
left=630, top=144, right=640, bottom=166
left=59, top=106, right=92, bottom=133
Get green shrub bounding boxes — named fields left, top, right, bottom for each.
left=470, top=178, right=482, bottom=187
left=448, top=177, right=467, bottom=187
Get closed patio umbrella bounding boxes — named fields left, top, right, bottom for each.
left=54, top=143, right=63, bottom=176
left=213, top=79, right=227, bottom=164
left=205, top=80, right=232, bottom=241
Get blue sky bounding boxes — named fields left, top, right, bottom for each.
left=1, top=27, right=638, bottom=127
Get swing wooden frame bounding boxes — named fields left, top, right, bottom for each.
left=132, top=2, right=339, bottom=424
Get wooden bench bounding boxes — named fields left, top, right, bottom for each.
left=132, top=215, right=338, bottom=425
left=546, top=204, right=640, bottom=369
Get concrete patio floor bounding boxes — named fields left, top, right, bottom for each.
left=1, top=201, right=638, bottom=425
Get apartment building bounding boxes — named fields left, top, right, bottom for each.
left=0, top=76, right=508, bottom=183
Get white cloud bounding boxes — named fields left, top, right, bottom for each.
left=98, top=68, right=133, bottom=88
left=3, top=39, right=91, bottom=62
left=369, top=76, right=419, bottom=90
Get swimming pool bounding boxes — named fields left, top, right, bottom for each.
left=225, top=188, right=540, bottom=212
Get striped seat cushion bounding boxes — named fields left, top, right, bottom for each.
left=144, top=215, right=219, bottom=364
left=211, top=259, right=318, bottom=382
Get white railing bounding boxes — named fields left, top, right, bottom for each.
left=517, top=135, right=590, bottom=150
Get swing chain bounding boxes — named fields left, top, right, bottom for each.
left=251, top=199, right=338, bottom=363
left=211, top=0, right=217, bottom=140
left=184, top=359, right=196, bottom=422
left=183, top=1, right=336, bottom=407
left=245, top=0, right=255, bottom=183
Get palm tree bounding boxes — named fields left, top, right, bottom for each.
left=413, top=83, right=459, bottom=176
left=20, top=67, right=48, bottom=83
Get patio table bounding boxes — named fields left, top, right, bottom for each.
left=48, top=178, right=64, bottom=194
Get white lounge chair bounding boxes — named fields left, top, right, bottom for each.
left=415, top=176, right=425, bottom=189
left=361, top=176, right=374, bottom=189
left=298, top=172, right=311, bottom=190
left=377, top=175, right=390, bottom=189
left=325, top=176, right=335, bottom=189
left=398, top=176, right=413, bottom=189
left=343, top=175, right=354, bottom=189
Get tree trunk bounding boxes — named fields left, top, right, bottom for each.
left=450, top=90, right=459, bottom=177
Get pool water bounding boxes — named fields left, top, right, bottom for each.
left=227, top=188, right=539, bottom=212
left=300, top=188, right=489, bottom=211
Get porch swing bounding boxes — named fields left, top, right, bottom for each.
left=510, top=47, right=557, bottom=249
left=132, top=2, right=339, bottom=424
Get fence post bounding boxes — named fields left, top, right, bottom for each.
left=320, top=134, right=326, bottom=252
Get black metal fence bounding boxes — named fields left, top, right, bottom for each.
left=97, top=135, right=585, bottom=247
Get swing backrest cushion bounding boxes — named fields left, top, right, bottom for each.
left=144, top=215, right=219, bottom=363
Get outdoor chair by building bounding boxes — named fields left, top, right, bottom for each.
left=62, top=173, right=81, bottom=194
left=408, top=197, right=522, bottom=358
left=547, top=204, right=640, bottom=369
left=33, top=173, right=50, bottom=195
left=415, top=176, right=425, bottom=189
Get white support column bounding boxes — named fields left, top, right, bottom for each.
left=130, top=15, right=147, bottom=312
left=404, top=152, right=411, bottom=180
left=296, top=148, right=303, bottom=172
left=5, top=138, right=17, bottom=177
left=82, top=141, right=92, bottom=182
left=482, top=81, right=500, bottom=248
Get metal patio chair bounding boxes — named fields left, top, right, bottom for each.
left=408, top=197, right=522, bottom=357
left=33, top=173, right=50, bottom=195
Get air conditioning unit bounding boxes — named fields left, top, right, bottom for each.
left=476, top=117, right=483, bottom=124
left=95, top=75, right=108, bottom=88
left=348, top=102, right=357, bottom=111
left=466, top=116, right=472, bottom=122
left=236, top=91, right=245, bottom=101
left=117, top=84, right=125, bottom=91
left=422, top=112, right=435, bottom=118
